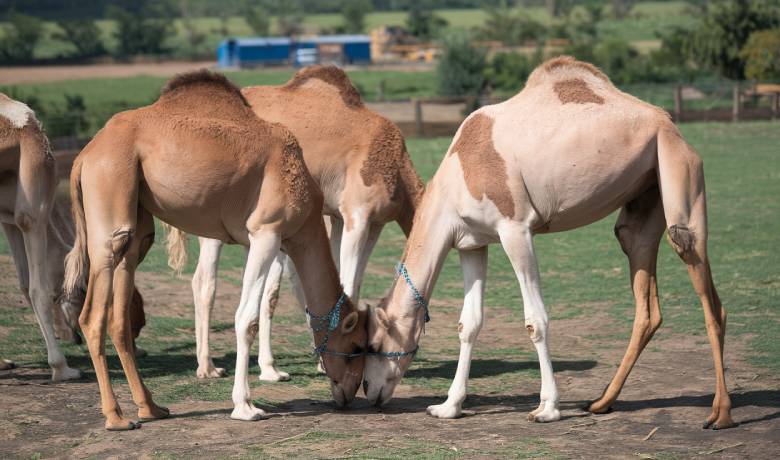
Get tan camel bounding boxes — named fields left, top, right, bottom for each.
left=363, top=56, right=734, bottom=430
left=62, top=71, right=367, bottom=430
left=165, top=66, right=423, bottom=381
left=1, top=93, right=82, bottom=380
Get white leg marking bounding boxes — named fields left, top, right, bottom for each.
left=499, top=224, right=560, bottom=423
left=22, top=223, right=81, bottom=381
left=427, top=247, right=487, bottom=419
left=193, top=238, right=226, bottom=379
left=257, top=252, right=290, bottom=382
left=231, top=231, right=281, bottom=421
left=339, top=209, right=370, bottom=301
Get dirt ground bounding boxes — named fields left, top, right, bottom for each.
left=0, top=253, right=778, bottom=460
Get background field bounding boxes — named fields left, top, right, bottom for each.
left=0, top=121, right=778, bottom=458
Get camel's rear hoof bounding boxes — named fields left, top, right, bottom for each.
left=106, top=420, right=141, bottom=431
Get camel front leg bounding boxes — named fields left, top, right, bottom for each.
left=193, top=237, right=226, bottom=379
left=427, top=247, right=487, bottom=419
left=231, top=230, right=281, bottom=421
left=283, top=254, right=326, bottom=374
left=257, top=252, right=290, bottom=382
left=500, top=224, right=560, bottom=423
left=338, top=209, right=372, bottom=301
left=20, top=222, right=81, bottom=381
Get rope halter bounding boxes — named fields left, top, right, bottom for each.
left=306, top=293, right=363, bottom=359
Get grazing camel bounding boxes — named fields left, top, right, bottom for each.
left=363, top=56, right=734, bottom=430
left=165, top=65, right=423, bottom=381
left=62, top=71, right=367, bottom=430
left=0, top=93, right=81, bottom=380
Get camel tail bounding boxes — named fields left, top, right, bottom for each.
left=162, top=222, right=189, bottom=276
left=396, top=143, right=425, bottom=237
left=63, top=157, right=88, bottom=298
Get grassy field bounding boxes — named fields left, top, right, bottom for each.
left=0, top=121, right=777, bottom=457
left=7, top=2, right=696, bottom=60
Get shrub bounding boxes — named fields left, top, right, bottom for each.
left=740, top=29, right=780, bottom=80
left=0, top=12, right=43, bottom=63
left=55, top=20, right=106, bottom=58
left=245, top=6, right=270, bottom=36
left=437, top=33, right=486, bottom=97
left=478, top=5, right=546, bottom=46
left=485, top=51, right=539, bottom=93
left=107, top=6, right=173, bottom=57
left=341, top=0, right=372, bottom=34
left=688, top=0, right=780, bottom=80
left=407, top=0, right=448, bottom=41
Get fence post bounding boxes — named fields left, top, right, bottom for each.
left=732, top=83, right=740, bottom=122
left=772, top=92, right=779, bottom=121
left=674, top=85, right=683, bottom=122
left=413, top=98, right=423, bottom=137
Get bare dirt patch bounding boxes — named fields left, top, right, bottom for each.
left=0, top=256, right=778, bottom=459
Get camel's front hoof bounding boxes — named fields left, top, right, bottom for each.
left=0, top=359, right=15, bottom=371
left=51, top=366, right=82, bottom=382
left=106, top=418, right=141, bottom=431
left=528, top=407, right=561, bottom=423
left=231, top=404, right=267, bottom=421
left=703, top=416, right=737, bottom=430
left=259, top=369, right=290, bottom=382
left=197, top=366, right=227, bottom=379
left=426, top=403, right=462, bottom=419
left=138, top=403, right=170, bottom=421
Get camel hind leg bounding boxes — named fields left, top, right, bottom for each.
left=588, top=186, right=665, bottom=413
left=657, top=128, right=734, bottom=429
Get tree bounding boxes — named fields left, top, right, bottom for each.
left=478, top=3, right=546, bottom=46
left=0, top=12, right=43, bottom=62
left=689, top=0, right=780, bottom=80
left=406, top=0, right=448, bottom=41
left=107, top=5, right=174, bottom=57
left=245, top=5, right=271, bottom=35
left=610, top=0, right=637, bottom=19
left=740, top=29, right=780, bottom=80
left=437, top=32, right=486, bottom=97
left=341, top=0, right=372, bottom=34
left=271, top=0, right=305, bottom=36
left=180, top=0, right=207, bottom=56
left=55, top=20, right=106, bottom=58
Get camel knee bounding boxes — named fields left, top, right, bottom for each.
left=109, top=228, right=134, bottom=264
left=14, top=211, right=39, bottom=233
left=667, top=225, right=698, bottom=263
left=525, top=317, right=547, bottom=343
left=614, top=224, right=635, bottom=256
left=457, top=316, right=482, bottom=343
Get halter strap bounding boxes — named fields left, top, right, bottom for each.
left=396, top=262, right=430, bottom=323
left=306, top=293, right=362, bottom=359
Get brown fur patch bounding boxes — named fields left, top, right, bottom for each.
left=361, top=119, right=424, bottom=205
left=543, top=56, right=608, bottom=82
left=667, top=225, right=697, bottom=262
left=458, top=322, right=464, bottom=333
left=284, top=65, right=364, bottom=108
left=448, top=114, right=515, bottom=218
left=278, top=127, right=311, bottom=210
left=161, top=69, right=249, bottom=107
left=526, top=324, right=535, bottom=335
left=553, top=78, right=605, bottom=105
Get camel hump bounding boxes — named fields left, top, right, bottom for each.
left=160, top=69, right=250, bottom=107
left=0, top=92, right=36, bottom=129
left=285, top=65, right=364, bottom=108
left=526, top=55, right=610, bottom=88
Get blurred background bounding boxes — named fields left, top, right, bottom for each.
left=1, top=0, right=779, bottom=145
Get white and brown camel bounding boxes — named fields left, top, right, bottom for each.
left=1, top=93, right=82, bottom=380
left=62, top=71, right=367, bottom=430
left=363, top=56, right=734, bottom=430
left=165, top=66, right=423, bottom=381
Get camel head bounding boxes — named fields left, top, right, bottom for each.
left=364, top=295, right=424, bottom=406
left=316, top=298, right=368, bottom=408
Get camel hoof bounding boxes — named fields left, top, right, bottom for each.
left=426, top=403, right=461, bottom=419
left=196, top=367, right=227, bottom=379
left=139, top=404, right=170, bottom=421
left=231, top=404, right=267, bottom=421
left=259, top=369, right=290, bottom=382
left=705, top=418, right=737, bottom=430
left=106, top=419, right=141, bottom=431
left=51, top=366, right=82, bottom=382
left=0, top=359, right=15, bottom=371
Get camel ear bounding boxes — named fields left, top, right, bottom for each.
left=375, top=307, right=392, bottom=330
left=341, top=311, right=359, bottom=334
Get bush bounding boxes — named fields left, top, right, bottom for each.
left=0, top=12, right=43, bottom=63
left=478, top=6, right=546, bottom=46
left=740, top=29, right=780, bottom=80
left=437, top=33, right=486, bottom=97
left=107, top=6, right=174, bottom=57
left=407, top=0, right=448, bottom=40
left=593, top=38, right=642, bottom=84
left=245, top=6, right=270, bottom=36
left=689, top=0, right=780, bottom=80
left=55, top=20, right=106, bottom=58
left=341, top=0, right=372, bottom=34
left=485, top=51, right=539, bottom=93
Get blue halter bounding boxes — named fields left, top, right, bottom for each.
left=306, top=293, right=363, bottom=359
left=366, top=262, right=429, bottom=360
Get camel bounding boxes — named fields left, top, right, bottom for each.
left=1, top=93, right=82, bottom=380
left=363, top=56, right=734, bottom=430
left=62, top=70, right=367, bottom=430
left=164, top=65, right=423, bottom=381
